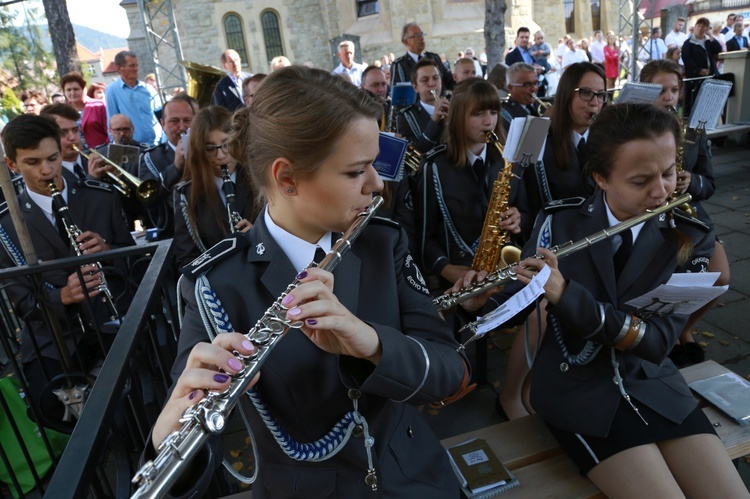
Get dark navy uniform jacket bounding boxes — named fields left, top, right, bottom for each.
left=167, top=212, right=468, bottom=498
left=485, top=191, right=714, bottom=438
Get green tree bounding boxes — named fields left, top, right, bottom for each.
left=1, top=86, right=24, bottom=120
left=0, top=5, right=56, bottom=91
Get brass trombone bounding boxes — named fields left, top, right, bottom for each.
left=73, top=145, right=160, bottom=205
left=531, top=92, right=552, bottom=111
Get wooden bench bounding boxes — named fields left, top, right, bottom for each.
left=440, top=360, right=750, bottom=498
left=221, top=361, right=749, bottom=499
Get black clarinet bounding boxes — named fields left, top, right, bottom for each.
left=48, top=181, right=119, bottom=321
left=220, top=166, right=242, bottom=233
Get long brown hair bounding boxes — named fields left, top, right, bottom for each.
left=446, top=78, right=504, bottom=168
left=550, top=62, right=605, bottom=171
left=228, top=66, right=381, bottom=205
left=585, top=103, right=692, bottom=264
left=640, top=59, right=683, bottom=92
left=183, top=106, right=232, bottom=234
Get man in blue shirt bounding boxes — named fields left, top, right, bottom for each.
left=105, top=51, right=162, bottom=146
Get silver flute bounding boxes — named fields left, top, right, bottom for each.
left=131, top=196, right=384, bottom=499
left=48, top=181, right=119, bottom=321
left=433, top=194, right=691, bottom=311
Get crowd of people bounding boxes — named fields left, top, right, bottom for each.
left=0, top=13, right=748, bottom=498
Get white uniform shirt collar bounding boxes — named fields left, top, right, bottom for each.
left=420, top=101, right=435, bottom=116
left=572, top=128, right=590, bottom=147
left=466, top=144, right=488, bottom=165
left=61, top=154, right=84, bottom=176
left=264, top=208, right=333, bottom=272
left=26, top=177, right=69, bottom=226
left=602, top=194, right=645, bottom=243
left=407, top=50, right=423, bottom=63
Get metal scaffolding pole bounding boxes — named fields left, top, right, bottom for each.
left=135, top=0, right=186, bottom=101
left=617, top=0, right=652, bottom=83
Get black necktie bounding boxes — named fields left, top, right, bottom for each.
left=314, top=246, right=327, bottom=265
left=613, top=230, right=633, bottom=280
left=576, top=137, right=586, bottom=166
left=473, top=158, right=488, bottom=192
left=74, top=163, right=86, bottom=181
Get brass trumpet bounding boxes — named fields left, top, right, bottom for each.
left=73, top=146, right=159, bottom=205
left=531, top=92, right=551, bottom=110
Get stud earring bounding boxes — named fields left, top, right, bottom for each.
left=285, top=187, right=294, bottom=193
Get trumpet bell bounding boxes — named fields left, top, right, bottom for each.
left=181, top=61, right=226, bottom=108
left=136, top=178, right=161, bottom=206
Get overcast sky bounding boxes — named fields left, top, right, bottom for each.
left=7, top=0, right=131, bottom=39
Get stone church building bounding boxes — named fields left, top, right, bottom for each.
left=121, top=0, right=623, bottom=88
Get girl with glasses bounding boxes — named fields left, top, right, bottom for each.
left=173, top=106, right=259, bottom=267
left=640, top=59, right=729, bottom=366
left=500, top=62, right=607, bottom=420
left=453, top=103, right=749, bottom=499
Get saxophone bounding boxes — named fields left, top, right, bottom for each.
left=669, top=106, right=698, bottom=218
left=434, top=194, right=692, bottom=311
left=131, top=196, right=384, bottom=499
left=471, top=131, right=522, bottom=273
left=48, top=180, right=119, bottom=322
left=220, top=165, right=243, bottom=233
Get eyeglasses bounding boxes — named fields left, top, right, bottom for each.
left=110, top=127, right=133, bottom=133
left=574, top=87, right=610, bottom=103
left=508, top=82, right=539, bottom=89
left=205, top=143, right=229, bottom=156
left=405, top=32, right=426, bottom=39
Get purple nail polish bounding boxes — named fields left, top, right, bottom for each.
left=281, top=294, right=294, bottom=306
left=228, top=358, right=242, bottom=370
left=241, top=340, right=254, bottom=351
left=214, top=373, right=230, bottom=383
left=296, top=270, right=308, bottom=280
left=189, top=391, right=197, bottom=400
left=306, top=318, right=318, bottom=325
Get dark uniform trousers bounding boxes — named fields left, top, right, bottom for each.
left=485, top=190, right=714, bottom=438
left=160, top=213, right=468, bottom=498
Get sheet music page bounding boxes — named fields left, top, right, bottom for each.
left=625, top=283, right=728, bottom=315
left=503, top=117, right=526, bottom=161
left=513, top=117, right=550, bottom=164
left=472, top=264, right=550, bottom=337
left=689, top=79, right=732, bottom=129
left=615, top=82, right=663, bottom=104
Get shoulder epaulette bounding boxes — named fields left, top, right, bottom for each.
left=543, top=196, right=586, bottom=213
left=370, top=215, right=401, bottom=230
left=181, top=234, right=250, bottom=278
left=673, top=208, right=711, bottom=231
left=174, top=179, right=192, bottom=193
left=0, top=202, right=7, bottom=217
left=393, top=54, right=407, bottom=64
left=142, top=143, right=161, bottom=153
left=138, top=142, right=151, bottom=150
left=81, top=179, right=115, bottom=193
left=424, top=144, right=447, bottom=161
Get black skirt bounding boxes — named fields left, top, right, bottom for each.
left=546, top=397, right=717, bottom=475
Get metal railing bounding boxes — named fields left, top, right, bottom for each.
left=0, top=240, right=192, bottom=498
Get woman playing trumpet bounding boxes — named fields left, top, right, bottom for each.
left=640, top=59, right=730, bottom=366
left=148, top=67, right=469, bottom=497
left=173, top=106, right=258, bottom=268
left=454, top=103, right=749, bottom=499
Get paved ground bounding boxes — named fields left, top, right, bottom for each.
left=423, top=142, right=750, bottom=489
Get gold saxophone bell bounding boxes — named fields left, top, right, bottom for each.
left=73, top=146, right=160, bottom=206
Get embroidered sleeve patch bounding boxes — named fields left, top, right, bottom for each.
left=403, top=254, right=430, bottom=295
